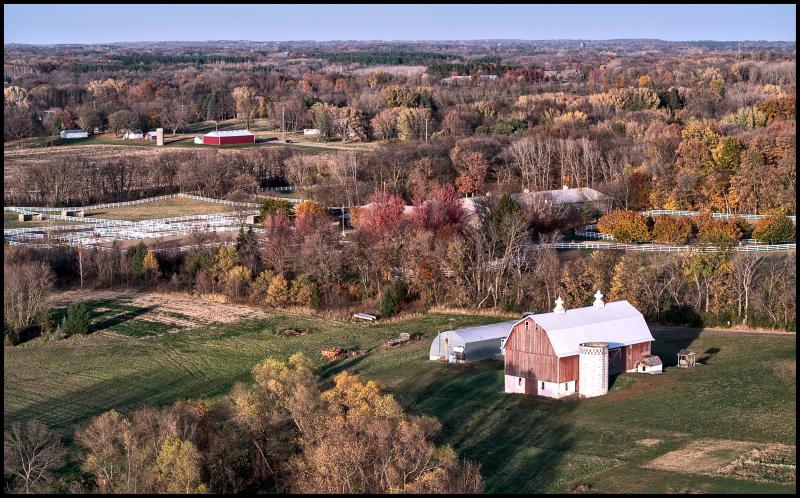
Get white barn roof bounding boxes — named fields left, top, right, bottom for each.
left=511, top=300, right=653, bottom=357
left=205, top=130, right=255, bottom=137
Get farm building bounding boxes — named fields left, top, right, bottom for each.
left=429, top=320, right=518, bottom=363
left=460, top=187, right=612, bottom=227
left=202, top=129, right=255, bottom=145
left=303, top=128, right=320, bottom=136
left=59, top=129, right=88, bottom=139
left=145, top=129, right=165, bottom=145
left=513, top=186, right=612, bottom=215
left=503, top=291, right=655, bottom=399
left=123, top=130, right=144, bottom=140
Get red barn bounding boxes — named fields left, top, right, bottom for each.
left=202, top=129, right=255, bottom=145
left=503, top=292, right=655, bottom=399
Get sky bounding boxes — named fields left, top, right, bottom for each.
left=4, top=4, right=796, bottom=44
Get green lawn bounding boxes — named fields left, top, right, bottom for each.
left=3, top=297, right=795, bottom=494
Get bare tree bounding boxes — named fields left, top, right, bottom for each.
left=731, top=252, right=766, bottom=325
left=4, top=420, right=66, bottom=494
left=3, top=260, right=54, bottom=330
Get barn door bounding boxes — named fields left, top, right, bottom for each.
left=608, top=348, right=624, bottom=375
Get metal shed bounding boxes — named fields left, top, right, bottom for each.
left=429, top=320, right=517, bottom=363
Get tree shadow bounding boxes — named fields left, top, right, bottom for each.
left=318, top=349, right=371, bottom=379
left=698, top=347, right=721, bottom=364
left=14, top=325, right=43, bottom=344
left=89, top=306, right=157, bottom=333
left=389, top=360, right=581, bottom=493
left=650, top=327, right=704, bottom=370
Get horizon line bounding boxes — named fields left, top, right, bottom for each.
left=5, top=38, right=797, bottom=46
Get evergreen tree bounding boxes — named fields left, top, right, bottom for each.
left=63, top=302, right=91, bottom=336
left=130, top=241, right=147, bottom=280
left=492, top=194, right=522, bottom=232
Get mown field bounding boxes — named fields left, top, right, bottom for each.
left=86, top=196, right=245, bottom=221
left=3, top=211, right=84, bottom=229
left=3, top=292, right=796, bottom=493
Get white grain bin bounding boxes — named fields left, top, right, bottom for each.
left=579, top=342, right=609, bottom=397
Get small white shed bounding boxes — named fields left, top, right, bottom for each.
left=123, top=130, right=144, bottom=140
left=60, top=129, right=88, bottom=139
left=636, top=354, right=663, bottom=374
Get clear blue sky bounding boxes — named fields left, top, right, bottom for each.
left=4, top=4, right=796, bottom=44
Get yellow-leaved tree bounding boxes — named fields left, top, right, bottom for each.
left=156, top=436, right=206, bottom=494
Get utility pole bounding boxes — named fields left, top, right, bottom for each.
left=282, top=105, right=286, bottom=140
left=425, top=117, right=428, bottom=142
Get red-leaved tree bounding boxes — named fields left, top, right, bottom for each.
left=410, top=184, right=466, bottom=234
left=357, top=191, right=405, bottom=238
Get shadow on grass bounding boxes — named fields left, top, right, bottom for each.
left=699, top=347, right=721, bottom=364
left=388, top=360, right=581, bottom=493
left=651, top=328, right=703, bottom=369
left=89, top=306, right=157, bottom=334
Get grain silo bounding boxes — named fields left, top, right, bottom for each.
left=578, top=342, right=609, bottom=397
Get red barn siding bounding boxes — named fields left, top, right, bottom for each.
left=504, top=318, right=559, bottom=382
left=203, top=134, right=255, bottom=145
left=506, top=318, right=555, bottom=355
left=624, top=342, right=651, bottom=370
left=558, top=355, right=579, bottom=384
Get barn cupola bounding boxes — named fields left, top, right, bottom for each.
left=593, top=289, right=605, bottom=309
left=554, top=296, right=566, bottom=315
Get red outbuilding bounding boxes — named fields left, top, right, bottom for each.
left=202, top=129, right=255, bottom=145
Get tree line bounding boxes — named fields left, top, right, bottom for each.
left=4, top=192, right=795, bottom=350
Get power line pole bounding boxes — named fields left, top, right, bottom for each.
left=282, top=105, right=286, bottom=140
left=425, top=117, right=428, bottom=142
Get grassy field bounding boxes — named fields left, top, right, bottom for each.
left=4, top=293, right=795, bottom=493
left=86, top=197, right=245, bottom=221
left=3, top=211, right=83, bottom=229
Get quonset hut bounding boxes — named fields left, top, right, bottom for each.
left=503, top=291, right=654, bottom=399
left=429, top=320, right=518, bottom=363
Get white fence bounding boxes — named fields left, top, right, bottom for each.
left=539, top=241, right=796, bottom=253
left=258, top=186, right=297, bottom=192
left=5, top=192, right=260, bottom=214
left=641, top=209, right=796, bottom=222
left=574, top=228, right=614, bottom=240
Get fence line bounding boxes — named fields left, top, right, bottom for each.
left=5, top=192, right=260, bottom=214
left=258, top=186, right=297, bottom=192
left=574, top=228, right=614, bottom=240
left=641, top=209, right=796, bottom=222
left=538, top=241, right=796, bottom=253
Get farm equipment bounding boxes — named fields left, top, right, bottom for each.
left=321, top=347, right=364, bottom=361
left=353, top=312, right=377, bottom=322
left=386, top=332, right=411, bottom=347
left=281, top=328, right=309, bottom=337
